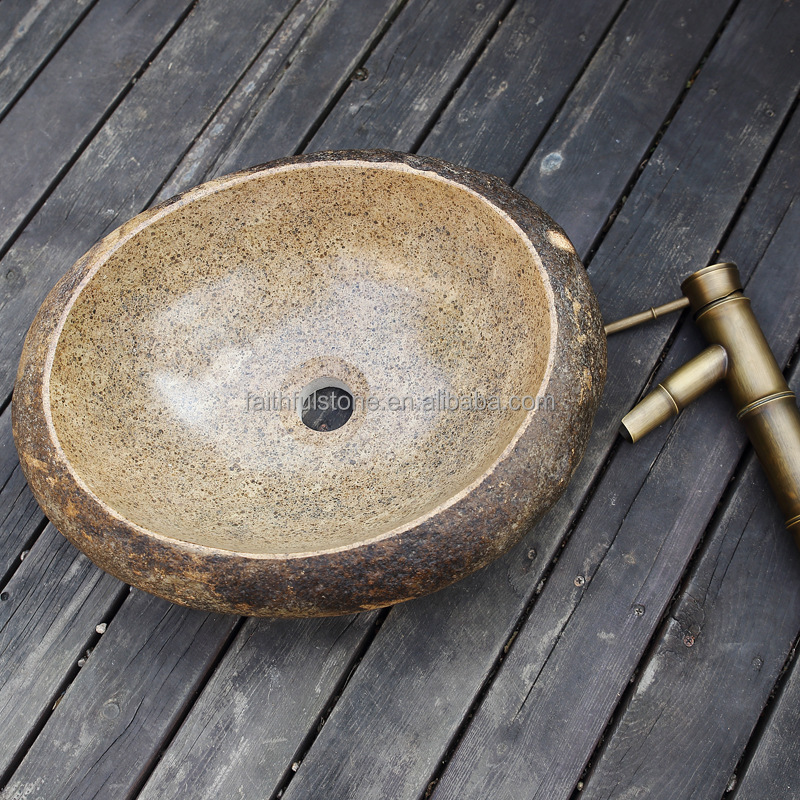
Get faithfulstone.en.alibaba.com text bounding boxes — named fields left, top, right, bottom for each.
left=245, top=390, right=556, bottom=414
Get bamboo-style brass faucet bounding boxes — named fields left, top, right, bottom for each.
left=606, top=262, right=800, bottom=548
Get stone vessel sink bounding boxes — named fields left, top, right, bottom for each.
left=13, top=151, right=605, bottom=617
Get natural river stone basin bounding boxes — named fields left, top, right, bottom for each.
left=13, top=151, right=606, bottom=616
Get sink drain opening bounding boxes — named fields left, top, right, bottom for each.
left=299, top=377, right=354, bottom=432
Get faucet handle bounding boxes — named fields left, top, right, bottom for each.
left=603, top=297, right=690, bottom=335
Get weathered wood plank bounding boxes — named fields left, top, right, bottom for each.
left=735, top=603, right=800, bottom=797
left=307, top=0, right=514, bottom=152
left=213, top=0, right=405, bottom=174
left=0, top=406, right=45, bottom=584
left=0, top=465, right=43, bottom=588
left=514, top=0, right=735, bottom=256
left=721, top=122, right=800, bottom=269
left=0, top=0, right=95, bottom=119
left=425, top=2, right=800, bottom=794
left=156, top=0, right=404, bottom=195
left=136, top=613, right=378, bottom=800
left=0, top=0, right=327, bottom=718
left=579, top=199, right=800, bottom=800
left=0, top=525, right=124, bottom=781
left=268, top=1, right=775, bottom=799
left=418, top=0, right=625, bottom=181
left=154, top=0, right=327, bottom=200
left=0, top=0, right=195, bottom=253
left=2, top=590, right=239, bottom=800
left=0, top=0, right=310, bottom=400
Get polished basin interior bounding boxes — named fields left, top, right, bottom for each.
left=47, top=161, right=554, bottom=554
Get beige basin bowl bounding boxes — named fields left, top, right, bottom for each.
left=13, top=150, right=605, bottom=616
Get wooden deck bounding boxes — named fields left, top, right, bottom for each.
left=1, top=0, right=799, bottom=797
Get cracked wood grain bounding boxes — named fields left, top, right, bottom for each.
left=0, top=0, right=96, bottom=119
left=0, top=0, right=195, bottom=255
left=1, top=589, right=239, bottom=800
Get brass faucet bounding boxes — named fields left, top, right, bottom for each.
left=606, top=263, right=800, bottom=548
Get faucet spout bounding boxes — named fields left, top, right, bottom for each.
left=620, top=345, right=728, bottom=442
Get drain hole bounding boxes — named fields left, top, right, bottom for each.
left=300, top=378, right=354, bottom=432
